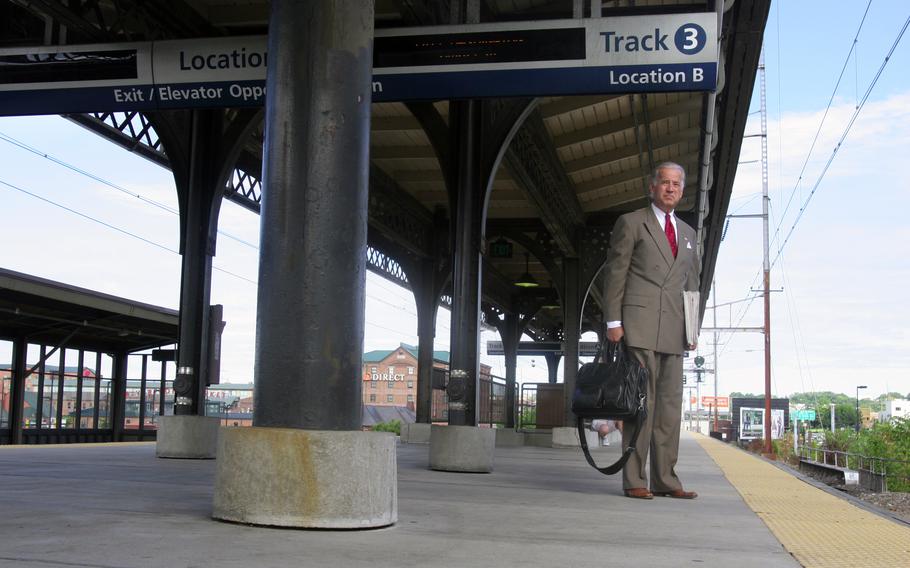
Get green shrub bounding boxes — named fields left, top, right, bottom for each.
left=372, top=419, right=401, bottom=436
left=852, top=418, right=910, bottom=492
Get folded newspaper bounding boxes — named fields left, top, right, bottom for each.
left=683, top=290, right=700, bottom=346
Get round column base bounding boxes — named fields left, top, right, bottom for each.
left=212, top=427, right=397, bottom=529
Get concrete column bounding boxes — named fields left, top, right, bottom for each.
left=562, top=258, right=580, bottom=426
left=252, top=0, right=373, bottom=431
left=446, top=99, right=484, bottom=427
left=214, top=0, right=395, bottom=530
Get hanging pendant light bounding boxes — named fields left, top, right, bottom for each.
left=514, top=252, right=539, bottom=288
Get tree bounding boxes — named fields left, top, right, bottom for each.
left=817, top=403, right=858, bottom=431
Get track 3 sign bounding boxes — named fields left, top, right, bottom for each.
left=0, top=13, right=717, bottom=116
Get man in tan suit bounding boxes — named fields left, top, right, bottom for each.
left=604, top=161, right=699, bottom=500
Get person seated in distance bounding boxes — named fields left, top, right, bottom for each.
left=591, top=419, right=623, bottom=446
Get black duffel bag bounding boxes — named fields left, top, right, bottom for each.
left=572, top=340, right=648, bottom=475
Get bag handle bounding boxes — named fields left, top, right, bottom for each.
left=575, top=411, right=644, bottom=476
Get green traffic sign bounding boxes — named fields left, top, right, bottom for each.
left=792, top=409, right=816, bottom=421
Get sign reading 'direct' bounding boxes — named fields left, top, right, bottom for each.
left=0, top=13, right=718, bottom=116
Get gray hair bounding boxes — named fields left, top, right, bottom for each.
left=649, top=162, right=686, bottom=189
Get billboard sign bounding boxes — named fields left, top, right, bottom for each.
left=701, top=396, right=729, bottom=409
left=739, top=407, right=786, bottom=440
left=0, top=13, right=718, bottom=116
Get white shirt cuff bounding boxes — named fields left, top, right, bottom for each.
left=606, top=321, right=622, bottom=329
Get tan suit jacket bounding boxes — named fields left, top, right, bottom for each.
left=604, top=206, right=699, bottom=354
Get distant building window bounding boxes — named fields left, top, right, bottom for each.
left=407, top=395, right=414, bottom=402
left=387, top=381, right=394, bottom=388
left=407, top=381, right=413, bottom=389
left=370, top=366, right=377, bottom=372
left=387, top=395, right=394, bottom=403
left=370, top=381, right=377, bottom=389
left=369, top=394, right=376, bottom=402
left=388, top=366, right=395, bottom=376
left=408, top=366, right=415, bottom=375
left=397, top=352, right=405, bottom=359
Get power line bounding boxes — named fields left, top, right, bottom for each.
left=771, top=11, right=910, bottom=268
left=0, top=130, right=259, bottom=250
left=769, top=1, right=872, bottom=256
left=0, top=178, right=258, bottom=285
left=724, top=6, right=906, bottom=349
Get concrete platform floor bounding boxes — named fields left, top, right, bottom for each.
left=0, top=430, right=848, bottom=568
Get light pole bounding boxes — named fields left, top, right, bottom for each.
left=855, top=385, right=867, bottom=433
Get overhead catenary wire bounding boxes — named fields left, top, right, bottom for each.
left=0, top=139, right=437, bottom=322
left=0, top=130, right=260, bottom=250
left=722, top=6, right=907, bottom=359
left=0, top=178, right=260, bottom=285
left=771, top=11, right=910, bottom=268
left=768, top=1, right=873, bottom=256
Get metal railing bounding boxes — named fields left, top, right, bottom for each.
left=518, top=382, right=565, bottom=430
left=798, top=445, right=910, bottom=492
left=430, top=373, right=514, bottom=427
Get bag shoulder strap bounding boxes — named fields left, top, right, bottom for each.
left=576, top=413, right=644, bottom=476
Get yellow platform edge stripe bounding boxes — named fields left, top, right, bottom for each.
left=694, top=433, right=910, bottom=568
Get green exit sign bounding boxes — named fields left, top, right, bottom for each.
left=489, top=238, right=513, bottom=259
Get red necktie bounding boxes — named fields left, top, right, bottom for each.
left=665, top=213, right=678, bottom=258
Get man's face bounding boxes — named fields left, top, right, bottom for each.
left=650, top=167, right=684, bottom=213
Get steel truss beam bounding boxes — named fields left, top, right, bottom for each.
left=64, top=111, right=444, bottom=299
left=503, top=110, right=584, bottom=257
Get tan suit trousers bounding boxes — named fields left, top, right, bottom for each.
left=622, top=346, right=684, bottom=492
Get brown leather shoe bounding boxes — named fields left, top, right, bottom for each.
left=624, top=488, right=654, bottom=499
left=653, top=489, right=698, bottom=499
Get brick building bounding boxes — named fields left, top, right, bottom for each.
left=362, top=343, right=492, bottom=416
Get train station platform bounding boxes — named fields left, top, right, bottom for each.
left=0, top=431, right=907, bottom=568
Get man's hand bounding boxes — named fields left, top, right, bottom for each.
left=687, top=343, right=697, bottom=350
left=607, top=326, right=625, bottom=343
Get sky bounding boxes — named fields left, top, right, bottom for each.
left=1, top=1, right=908, bottom=404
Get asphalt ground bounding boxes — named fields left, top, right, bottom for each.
left=0, top=430, right=901, bottom=567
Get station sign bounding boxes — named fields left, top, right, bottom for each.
left=0, top=12, right=717, bottom=116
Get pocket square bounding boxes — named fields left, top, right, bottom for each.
left=686, top=241, right=692, bottom=249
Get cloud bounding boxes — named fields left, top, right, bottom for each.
left=711, top=89, right=910, bottom=398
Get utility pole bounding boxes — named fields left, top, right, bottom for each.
left=701, top=50, right=774, bottom=453
left=759, top=49, right=773, bottom=455
left=712, top=281, right=719, bottom=432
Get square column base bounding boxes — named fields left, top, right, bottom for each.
left=401, top=422, right=431, bottom=444
left=156, top=415, right=221, bottom=459
left=429, top=425, right=495, bottom=473
left=551, top=426, right=598, bottom=448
